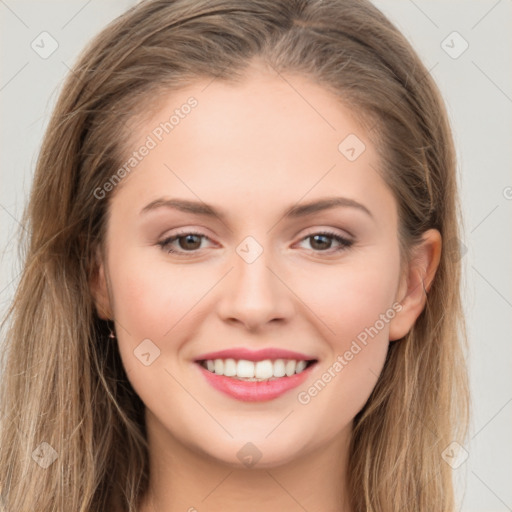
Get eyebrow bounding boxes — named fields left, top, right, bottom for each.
left=139, top=196, right=373, bottom=221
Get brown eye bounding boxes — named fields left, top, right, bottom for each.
left=309, top=234, right=333, bottom=250
left=299, top=231, right=353, bottom=253
left=158, top=232, right=210, bottom=254
left=176, top=234, right=202, bottom=251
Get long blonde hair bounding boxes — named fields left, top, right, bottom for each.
left=0, top=1, right=470, bottom=510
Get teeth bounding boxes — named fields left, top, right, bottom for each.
left=237, top=359, right=255, bottom=378
left=296, top=360, right=307, bottom=373
left=214, top=359, right=224, bottom=375
left=224, top=358, right=237, bottom=377
left=201, top=358, right=312, bottom=379
left=273, top=359, right=286, bottom=377
left=255, top=360, right=273, bottom=379
left=285, top=359, right=296, bottom=377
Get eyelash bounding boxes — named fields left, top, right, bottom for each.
left=157, top=230, right=354, bottom=256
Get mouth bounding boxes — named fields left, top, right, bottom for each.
left=194, top=356, right=318, bottom=402
left=197, top=357, right=317, bottom=381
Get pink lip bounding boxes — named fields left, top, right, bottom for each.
left=194, top=347, right=315, bottom=362
left=196, top=362, right=316, bottom=402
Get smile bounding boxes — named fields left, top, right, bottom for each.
left=195, top=357, right=318, bottom=402
left=198, top=358, right=315, bottom=380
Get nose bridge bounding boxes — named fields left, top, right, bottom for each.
left=235, top=243, right=274, bottom=296
left=216, top=235, right=294, bottom=329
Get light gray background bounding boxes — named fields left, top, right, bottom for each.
left=1, top=1, right=511, bottom=510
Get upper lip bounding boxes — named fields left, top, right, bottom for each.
left=194, top=347, right=317, bottom=362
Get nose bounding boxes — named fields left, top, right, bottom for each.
left=216, top=244, right=295, bottom=332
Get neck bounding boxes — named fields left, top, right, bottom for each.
left=138, top=409, right=354, bottom=512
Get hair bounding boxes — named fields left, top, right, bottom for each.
left=0, top=0, right=470, bottom=510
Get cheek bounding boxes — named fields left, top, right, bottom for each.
left=106, top=248, right=220, bottom=389
left=107, top=249, right=214, bottom=396
left=108, top=247, right=211, bottom=337
left=296, top=248, right=401, bottom=346
left=291, top=248, right=400, bottom=425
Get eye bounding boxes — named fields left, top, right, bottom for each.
left=157, top=229, right=354, bottom=256
left=297, top=230, right=353, bottom=253
left=157, top=231, right=213, bottom=255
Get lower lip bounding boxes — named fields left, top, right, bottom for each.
left=196, top=363, right=315, bottom=402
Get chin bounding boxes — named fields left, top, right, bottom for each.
left=194, top=430, right=313, bottom=470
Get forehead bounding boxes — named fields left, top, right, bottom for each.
left=110, top=66, right=396, bottom=229
left=124, top=62, right=368, bottom=164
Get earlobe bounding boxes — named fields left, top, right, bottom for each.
left=389, top=229, right=442, bottom=341
left=89, top=246, right=113, bottom=320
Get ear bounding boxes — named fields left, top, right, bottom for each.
left=89, top=245, right=113, bottom=320
left=389, top=229, right=442, bottom=341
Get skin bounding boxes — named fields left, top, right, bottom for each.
left=91, top=60, right=441, bottom=512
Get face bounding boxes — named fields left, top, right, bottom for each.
left=93, top=62, right=424, bottom=469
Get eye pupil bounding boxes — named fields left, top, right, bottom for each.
left=310, top=234, right=331, bottom=250
left=179, top=234, right=202, bottom=250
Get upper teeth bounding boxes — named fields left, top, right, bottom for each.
left=202, top=358, right=309, bottom=379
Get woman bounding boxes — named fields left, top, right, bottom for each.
left=0, top=0, right=470, bottom=510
